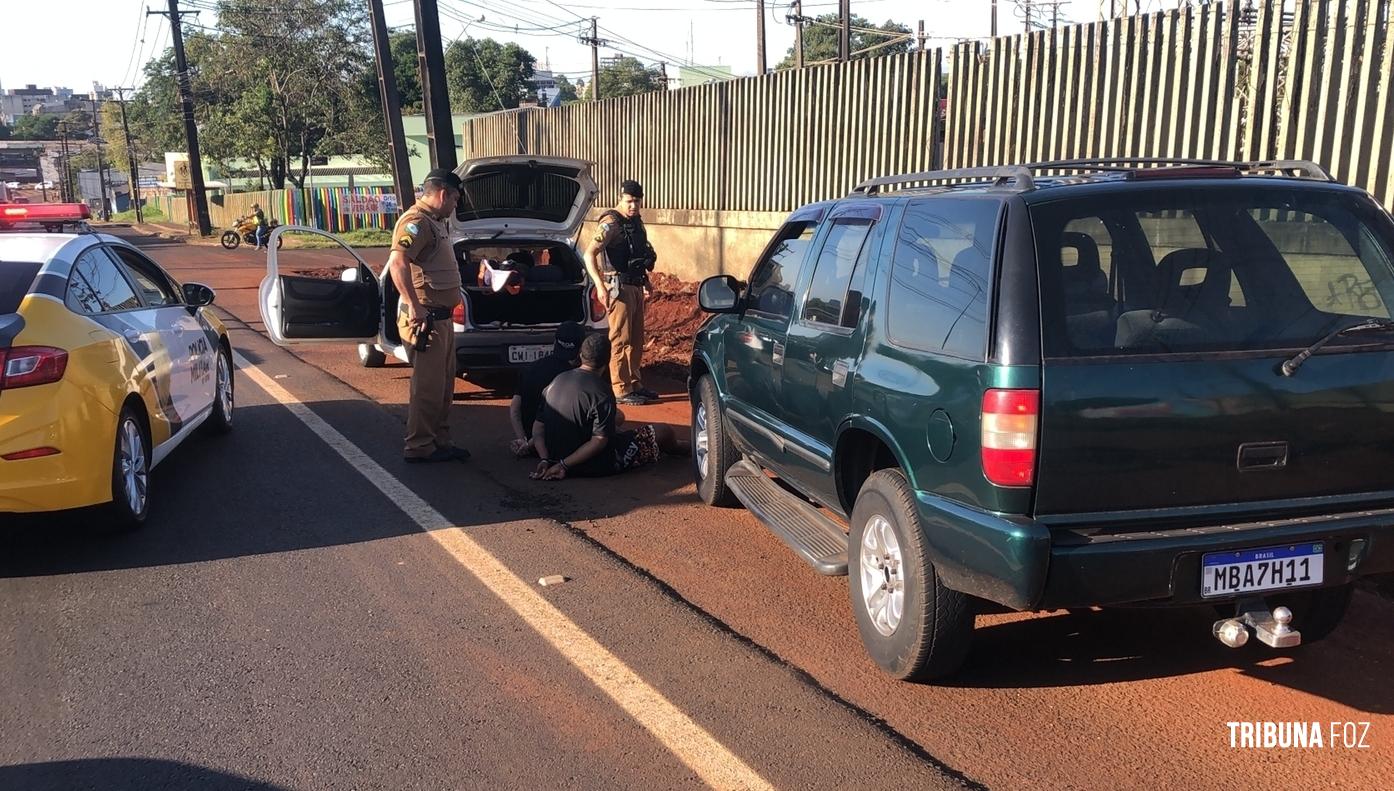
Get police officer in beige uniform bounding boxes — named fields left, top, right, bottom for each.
left=583, top=179, right=659, bottom=406
left=389, top=169, right=470, bottom=463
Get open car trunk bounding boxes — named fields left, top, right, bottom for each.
left=456, top=239, right=589, bottom=328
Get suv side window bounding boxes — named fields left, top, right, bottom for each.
left=747, top=220, right=818, bottom=320
left=109, top=246, right=180, bottom=307
left=801, top=219, right=874, bottom=327
left=888, top=198, right=1001, bottom=358
left=66, top=247, right=141, bottom=315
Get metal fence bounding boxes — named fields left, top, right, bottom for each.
left=457, top=50, right=944, bottom=214
left=450, top=0, right=1394, bottom=217
left=946, top=0, right=1394, bottom=209
left=160, top=187, right=400, bottom=233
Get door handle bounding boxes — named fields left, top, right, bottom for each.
left=1237, top=441, right=1289, bottom=471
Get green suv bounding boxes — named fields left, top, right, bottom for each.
left=690, top=159, right=1394, bottom=681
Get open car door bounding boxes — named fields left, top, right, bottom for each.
left=258, top=226, right=382, bottom=346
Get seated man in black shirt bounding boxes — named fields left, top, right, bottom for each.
left=510, top=321, right=586, bottom=458
left=530, top=334, right=687, bottom=480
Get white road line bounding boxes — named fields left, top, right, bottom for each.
left=234, top=353, right=774, bottom=791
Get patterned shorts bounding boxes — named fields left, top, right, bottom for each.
left=613, top=424, right=661, bottom=472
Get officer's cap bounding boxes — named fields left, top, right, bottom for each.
left=424, top=168, right=463, bottom=192
left=620, top=179, right=644, bottom=199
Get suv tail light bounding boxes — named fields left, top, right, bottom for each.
left=981, top=388, right=1039, bottom=487
left=0, top=346, right=68, bottom=391
left=452, top=300, right=467, bottom=327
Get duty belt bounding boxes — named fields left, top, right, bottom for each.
left=608, top=271, right=647, bottom=286
left=425, top=306, right=455, bottom=321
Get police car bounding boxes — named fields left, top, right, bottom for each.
left=257, top=156, right=606, bottom=375
left=0, top=232, right=234, bottom=527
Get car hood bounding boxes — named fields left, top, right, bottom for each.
left=452, top=156, right=598, bottom=239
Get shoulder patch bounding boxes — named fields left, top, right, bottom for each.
left=397, top=234, right=415, bottom=248
left=406, top=222, right=419, bottom=235
left=593, top=222, right=614, bottom=243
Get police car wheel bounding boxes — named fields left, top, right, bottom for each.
left=358, top=343, right=386, bottom=368
left=106, top=406, right=151, bottom=530
left=206, top=345, right=235, bottom=434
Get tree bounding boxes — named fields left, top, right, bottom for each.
left=593, top=57, right=665, bottom=99
left=555, top=75, right=579, bottom=104
left=11, top=114, right=59, bottom=140
left=390, top=30, right=422, bottom=113
left=778, top=14, right=914, bottom=68
left=444, top=38, right=536, bottom=112
left=128, top=0, right=387, bottom=190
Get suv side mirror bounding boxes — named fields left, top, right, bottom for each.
left=183, top=282, right=216, bottom=307
left=698, top=275, right=743, bottom=313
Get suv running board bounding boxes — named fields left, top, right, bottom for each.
left=725, top=460, right=849, bottom=576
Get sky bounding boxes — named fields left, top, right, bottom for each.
left=0, top=0, right=1193, bottom=95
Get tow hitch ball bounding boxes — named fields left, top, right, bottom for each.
left=1213, top=600, right=1302, bottom=649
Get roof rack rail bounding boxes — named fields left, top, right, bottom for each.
left=850, top=158, right=1332, bottom=197
left=851, top=166, right=1035, bottom=195
left=1024, top=158, right=1332, bottom=181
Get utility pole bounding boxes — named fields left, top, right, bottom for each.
left=992, top=0, right=999, bottom=37
left=112, top=87, right=143, bottom=223
left=917, top=20, right=926, bottom=52
left=580, top=18, right=605, bottom=101
left=658, top=61, right=669, bottom=89
left=1023, top=0, right=1033, bottom=31
left=414, top=0, right=457, bottom=173
left=89, top=94, right=110, bottom=222
left=756, top=0, right=767, bottom=75
left=369, top=0, right=417, bottom=210
left=839, top=0, right=851, bottom=62
left=57, top=122, right=71, bottom=203
left=151, top=0, right=211, bottom=236
left=790, top=1, right=805, bottom=69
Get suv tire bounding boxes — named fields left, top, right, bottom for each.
left=849, top=469, right=973, bottom=681
left=693, top=375, right=738, bottom=507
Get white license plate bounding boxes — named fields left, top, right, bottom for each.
left=1201, top=543, right=1324, bottom=598
left=507, top=344, right=551, bottom=364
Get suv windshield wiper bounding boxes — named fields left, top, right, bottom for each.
left=1280, top=318, right=1394, bottom=376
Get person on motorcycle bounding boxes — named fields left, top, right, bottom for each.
left=251, top=203, right=268, bottom=250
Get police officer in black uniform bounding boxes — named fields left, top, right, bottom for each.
left=583, top=179, right=658, bottom=406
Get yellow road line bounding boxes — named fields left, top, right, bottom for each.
left=234, top=353, right=774, bottom=791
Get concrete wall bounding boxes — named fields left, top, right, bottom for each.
left=582, top=208, right=786, bottom=282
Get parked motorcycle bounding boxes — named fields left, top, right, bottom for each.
left=220, top=217, right=282, bottom=250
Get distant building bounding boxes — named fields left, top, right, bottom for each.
left=678, top=65, right=734, bottom=89
left=0, top=85, right=56, bottom=123
left=529, top=71, right=564, bottom=107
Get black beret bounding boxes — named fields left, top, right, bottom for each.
left=620, top=179, right=644, bottom=199
left=424, top=168, right=462, bottom=191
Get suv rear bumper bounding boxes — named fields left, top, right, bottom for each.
left=915, top=492, right=1394, bottom=610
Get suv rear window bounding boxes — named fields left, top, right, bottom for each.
left=457, top=166, right=583, bottom=224
left=1, top=262, right=42, bottom=314
left=1032, top=187, right=1394, bottom=358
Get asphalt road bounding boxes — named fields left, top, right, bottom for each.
left=3, top=226, right=1393, bottom=790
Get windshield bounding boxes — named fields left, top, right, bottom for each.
left=1031, top=186, right=1394, bottom=358
left=1, top=261, right=42, bottom=314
